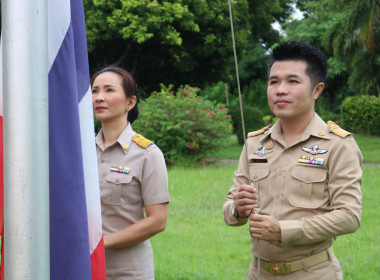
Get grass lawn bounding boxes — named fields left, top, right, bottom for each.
left=353, top=134, right=380, bottom=163
left=152, top=164, right=379, bottom=279
left=151, top=134, right=380, bottom=279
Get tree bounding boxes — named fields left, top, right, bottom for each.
left=324, top=0, right=380, bottom=95
left=287, top=0, right=380, bottom=96
left=84, top=0, right=294, bottom=95
left=84, top=0, right=250, bottom=94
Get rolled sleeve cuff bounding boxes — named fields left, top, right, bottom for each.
left=223, top=201, right=248, bottom=226
left=280, top=220, right=303, bottom=246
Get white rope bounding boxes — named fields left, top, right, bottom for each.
left=228, top=1, right=260, bottom=279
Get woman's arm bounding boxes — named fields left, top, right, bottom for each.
left=103, top=202, right=168, bottom=249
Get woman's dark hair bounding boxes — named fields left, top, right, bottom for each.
left=90, top=66, right=139, bottom=123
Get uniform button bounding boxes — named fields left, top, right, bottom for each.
left=306, top=176, right=311, bottom=182
left=253, top=175, right=258, bottom=179
left=275, top=193, right=281, bottom=198
left=101, top=160, right=105, bottom=163
left=116, top=179, right=119, bottom=183
left=278, top=170, right=283, bottom=175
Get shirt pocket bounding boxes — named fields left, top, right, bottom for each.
left=249, top=165, right=270, bottom=208
left=289, top=165, right=328, bottom=208
left=102, top=172, right=135, bottom=205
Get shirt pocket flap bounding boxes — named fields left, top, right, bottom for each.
left=250, top=167, right=270, bottom=181
left=106, top=172, right=133, bottom=185
left=291, top=166, right=327, bottom=183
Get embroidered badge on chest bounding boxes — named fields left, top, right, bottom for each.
left=302, top=145, right=328, bottom=155
left=110, top=165, right=131, bottom=174
left=254, top=140, right=274, bottom=157
left=253, top=148, right=273, bottom=158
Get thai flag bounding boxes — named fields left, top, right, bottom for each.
left=1, top=0, right=106, bottom=279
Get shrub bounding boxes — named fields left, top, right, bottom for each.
left=229, top=106, right=265, bottom=145
left=132, top=85, right=233, bottom=165
left=340, top=95, right=380, bottom=135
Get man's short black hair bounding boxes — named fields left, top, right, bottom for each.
left=268, top=41, right=328, bottom=87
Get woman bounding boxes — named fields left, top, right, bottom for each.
left=91, top=66, right=169, bottom=279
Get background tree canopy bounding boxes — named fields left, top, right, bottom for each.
left=1, top=0, right=378, bottom=125
left=84, top=0, right=293, bottom=95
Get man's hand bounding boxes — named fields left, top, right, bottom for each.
left=249, top=213, right=281, bottom=242
left=233, top=184, right=257, bottom=218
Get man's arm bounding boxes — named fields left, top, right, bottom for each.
left=249, top=137, right=363, bottom=245
left=223, top=144, right=257, bottom=226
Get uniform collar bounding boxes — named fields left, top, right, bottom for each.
left=303, top=113, right=331, bottom=140
left=96, top=123, right=135, bottom=153
left=260, top=113, right=330, bottom=146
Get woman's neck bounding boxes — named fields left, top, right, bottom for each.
left=101, top=120, right=128, bottom=149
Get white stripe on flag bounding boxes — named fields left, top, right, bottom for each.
left=48, top=0, right=70, bottom=71
left=79, top=86, right=103, bottom=254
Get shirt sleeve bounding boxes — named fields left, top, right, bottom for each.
left=223, top=144, right=250, bottom=226
left=140, top=146, right=170, bottom=206
left=280, top=136, right=363, bottom=245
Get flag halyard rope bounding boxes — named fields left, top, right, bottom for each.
left=227, top=1, right=260, bottom=278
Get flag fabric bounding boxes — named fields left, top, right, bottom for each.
left=0, top=0, right=105, bottom=278
left=48, top=0, right=106, bottom=279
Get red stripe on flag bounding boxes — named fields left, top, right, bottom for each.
left=91, top=237, right=106, bottom=279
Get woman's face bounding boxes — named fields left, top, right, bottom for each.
left=92, top=72, right=135, bottom=124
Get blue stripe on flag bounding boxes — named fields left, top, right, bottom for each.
left=70, top=0, right=90, bottom=100
left=48, top=3, right=92, bottom=279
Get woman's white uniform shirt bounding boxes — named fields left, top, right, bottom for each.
left=96, top=124, right=169, bottom=279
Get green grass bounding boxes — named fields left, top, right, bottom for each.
left=353, top=134, right=380, bottom=163
left=151, top=163, right=379, bottom=279
left=212, top=136, right=243, bottom=159
left=333, top=166, right=380, bottom=280
left=151, top=164, right=252, bottom=280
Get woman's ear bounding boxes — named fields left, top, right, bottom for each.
left=127, top=95, right=137, bottom=111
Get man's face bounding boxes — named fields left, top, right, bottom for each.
left=267, top=60, right=322, bottom=122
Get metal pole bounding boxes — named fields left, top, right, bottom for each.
left=2, top=0, right=50, bottom=278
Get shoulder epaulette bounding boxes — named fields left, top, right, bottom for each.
left=132, top=134, right=153, bottom=148
left=247, top=124, right=271, bottom=138
left=327, top=121, right=351, bottom=138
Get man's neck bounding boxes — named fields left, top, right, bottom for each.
left=280, top=113, right=315, bottom=146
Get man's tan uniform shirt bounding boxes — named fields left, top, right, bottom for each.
left=223, top=114, right=362, bottom=262
left=96, top=124, right=169, bottom=279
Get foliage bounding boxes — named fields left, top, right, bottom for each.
left=200, top=81, right=231, bottom=105
left=84, top=0, right=294, bottom=95
left=229, top=105, right=265, bottom=145
left=323, top=0, right=380, bottom=95
left=132, top=85, right=233, bottom=165
left=84, top=0, right=248, bottom=94
left=340, top=95, right=380, bottom=135
left=288, top=0, right=380, bottom=96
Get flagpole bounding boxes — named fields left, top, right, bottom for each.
left=2, top=0, right=50, bottom=278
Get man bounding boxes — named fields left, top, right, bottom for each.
left=223, top=41, right=362, bottom=280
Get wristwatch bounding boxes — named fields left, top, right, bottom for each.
left=233, top=207, right=250, bottom=219
left=232, top=207, right=241, bottom=218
